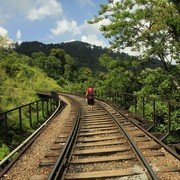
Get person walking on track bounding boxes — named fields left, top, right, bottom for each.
left=86, top=85, right=94, bottom=111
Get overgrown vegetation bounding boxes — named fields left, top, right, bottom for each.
left=0, top=0, right=179, bottom=160
left=0, top=46, right=63, bottom=160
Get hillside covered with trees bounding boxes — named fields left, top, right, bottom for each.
left=0, top=49, right=63, bottom=113
left=15, top=40, right=132, bottom=72
left=15, top=41, right=165, bottom=72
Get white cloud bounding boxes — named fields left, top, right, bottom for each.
left=51, top=19, right=81, bottom=36
left=26, top=0, right=63, bottom=21
left=80, top=21, right=99, bottom=34
left=121, top=47, right=142, bottom=56
left=0, top=1, right=34, bottom=22
left=16, top=30, right=21, bottom=39
left=0, top=26, right=8, bottom=36
left=0, top=0, right=110, bottom=48
left=16, top=30, right=22, bottom=44
left=81, top=34, right=104, bottom=47
left=49, top=18, right=109, bottom=47
left=77, top=20, right=110, bottom=47
left=0, top=0, right=63, bottom=23
left=80, top=19, right=110, bottom=35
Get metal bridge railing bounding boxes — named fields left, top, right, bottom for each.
left=0, top=92, right=59, bottom=147
left=96, top=91, right=180, bottom=142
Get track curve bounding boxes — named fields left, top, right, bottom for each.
left=1, top=94, right=179, bottom=180
left=51, top=94, right=180, bottom=180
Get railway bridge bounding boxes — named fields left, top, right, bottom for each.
left=0, top=92, right=179, bottom=180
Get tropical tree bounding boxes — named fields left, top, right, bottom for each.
left=89, top=0, right=180, bottom=88
left=95, top=54, right=139, bottom=94
left=78, top=67, right=93, bottom=83
left=137, top=68, right=178, bottom=100
left=0, top=50, right=62, bottom=111
left=31, top=52, right=47, bottom=68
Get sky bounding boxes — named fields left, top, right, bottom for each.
left=0, top=0, right=110, bottom=48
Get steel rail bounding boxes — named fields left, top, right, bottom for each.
left=97, top=101, right=158, bottom=180
left=48, top=96, right=81, bottom=180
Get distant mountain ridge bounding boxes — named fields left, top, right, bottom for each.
left=14, top=40, right=163, bottom=71
left=14, top=41, right=131, bottom=71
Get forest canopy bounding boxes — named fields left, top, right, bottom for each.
left=89, top=0, right=180, bottom=67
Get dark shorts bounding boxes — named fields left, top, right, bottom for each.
left=87, top=98, right=94, bottom=105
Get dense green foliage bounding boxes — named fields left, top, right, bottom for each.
left=89, top=0, right=180, bottom=66
left=0, top=44, right=64, bottom=159
left=15, top=41, right=131, bottom=71
left=0, top=0, right=179, bottom=160
left=0, top=49, right=62, bottom=113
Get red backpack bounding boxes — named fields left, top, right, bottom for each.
left=88, top=87, right=93, bottom=93
left=87, top=87, right=94, bottom=99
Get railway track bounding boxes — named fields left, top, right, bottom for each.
left=1, top=94, right=180, bottom=180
